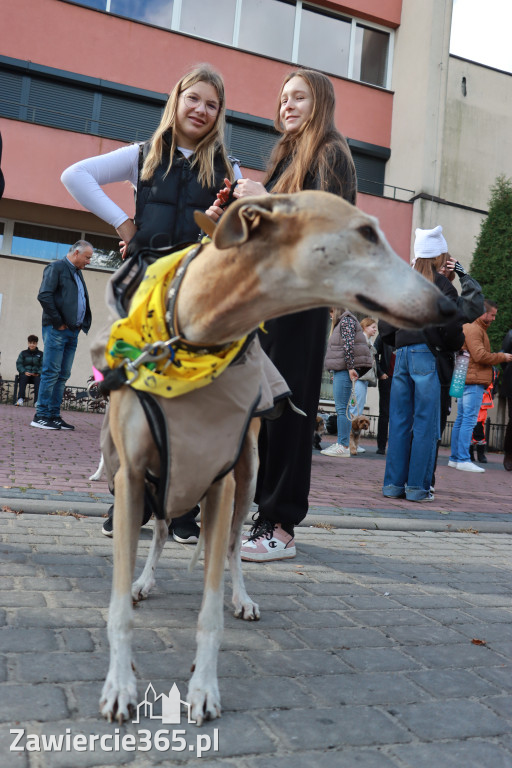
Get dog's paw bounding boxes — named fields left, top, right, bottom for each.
left=131, top=577, right=155, bottom=602
left=188, top=681, right=221, bottom=726
left=233, top=596, right=260, bottom=621
left=89, top=471, right=102, bottom=481
left=100, top=672, right=137, bottom=724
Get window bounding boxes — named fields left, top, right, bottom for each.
left=61, top=0, right=392, bottom=89
left=353, top=24, right=389, bottom=88
left=72, top=0, right=107, bottom=9
left=238, top=0, right=295, bottom=61
left=180, top=0, right=236, bottom=44
left=86, top=233, right=123, bottom=269
left=298, top=6, right=351, bottom=78
left=12, top=223, right=81, bottom=260
left=110, top=0, right=173, bottom=28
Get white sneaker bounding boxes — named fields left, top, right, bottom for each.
left=320, top=443, right=350, bottom=457
left=447, top=460, right=458, bottom=468
left=356, top=446, right=366, bottom=454
left=455, top=461, right=485, bottom=473
left=16, top=398, right=24, bottom=406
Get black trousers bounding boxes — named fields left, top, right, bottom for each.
left=18, top=372, right=40, bottom=401
left=377, top=377, right=392, bottom=451
left=504, top=397, right=512, bottom=457
left=255, top=307, right=328, bottom=530
left=431, top=385, right=452, bottom=488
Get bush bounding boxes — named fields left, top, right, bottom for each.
left=470, top=175, right=512, bottom=351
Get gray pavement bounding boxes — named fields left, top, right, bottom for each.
left=0, top=404, right=512, bottom=766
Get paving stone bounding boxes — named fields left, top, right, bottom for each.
left=408, top=668, right=501, bottom=698
left=299, top=626, right=392, bottom=650
left=0, top=627, right=58, bottom=653
left=391, top=699, right=508, bottom=740
left=249, top=649, right=350, bottom=677
left=0, top=683, right=69, bottom=722
left=248, top=750, right=401, bottom=768
left=391, top=739, right=512, bottom=768
left=10, top=608, right=105, bottom=629
left=402, top=642, right=508, bottom=669
left=260, top=706, right=412, bottom=749
left=16, top=653, right=107, bottom=683
left=337, top=647, right=422, bottom=673
left=303, top=672, right=429, bottom=707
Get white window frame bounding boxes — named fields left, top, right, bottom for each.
left=70, top=0, right=395, bottom=89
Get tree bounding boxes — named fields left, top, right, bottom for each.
left=470, top=175, right=512, bottom=351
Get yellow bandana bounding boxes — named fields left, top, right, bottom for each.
left=106, top=244, right=247, bottom=398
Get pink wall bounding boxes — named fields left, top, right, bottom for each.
left=0, top=119, right=136, bottom=216
left=4, top=0, right=393, bottom=147
left=322, top=0, right=402, bottom=27
left=1, top=120, right=412, bottom=261
left=358, top=193, right=413, bottom=263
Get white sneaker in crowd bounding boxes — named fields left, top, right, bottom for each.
left=320, top=443, right=350, bottom=457
left=455, top=461, right=485, bottom=473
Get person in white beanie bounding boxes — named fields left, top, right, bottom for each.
left=378, top=225, right=463, bottom=501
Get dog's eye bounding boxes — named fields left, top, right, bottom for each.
left=358, top=225, right=379, bottom=244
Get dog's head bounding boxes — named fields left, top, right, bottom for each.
left=352, top=415, right=370, bottom=432
left=196, top=192, right=456, bottom=331
left=315, top=415, right=326, bottom=436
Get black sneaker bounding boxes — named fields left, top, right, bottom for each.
left=30, top=416, right=61, bottom=430
left=170, top=518, right=200, bottom=544
left=54, top=417, right=75, bottom=430
left=102, top=507, right=114, bottom=538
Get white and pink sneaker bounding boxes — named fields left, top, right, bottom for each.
left=241, top=520, right=296, bottom=562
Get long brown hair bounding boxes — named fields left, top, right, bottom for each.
left=141, top=64, right=234, bottom=187
left=265, top=69, right=356, bottom=198
left=414, top=253, right=447, bottom=283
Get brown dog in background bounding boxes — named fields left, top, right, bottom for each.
left=350, top=415, right=370, bottom=455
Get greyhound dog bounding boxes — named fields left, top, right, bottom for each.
left=99, top=191, right=455, bottom=725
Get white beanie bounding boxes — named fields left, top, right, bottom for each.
left=413, top=225, right=448, bottom=261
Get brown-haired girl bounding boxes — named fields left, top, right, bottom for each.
left=211, top=69, right=357, bottom=562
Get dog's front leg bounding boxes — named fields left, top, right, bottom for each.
left=188, top=473, right=235, bottom=725
left=229, top=419, right=260, bottom=620
left=100, top=391, right=147, bottom=723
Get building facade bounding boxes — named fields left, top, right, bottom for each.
left=1, top=0, right=511, bottom=394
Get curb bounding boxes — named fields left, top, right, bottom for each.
left=0, top=498, right=110, bottom=517
left=301, top=514, right=512, bottom=535
left=2, top=498, right=511, bottom=535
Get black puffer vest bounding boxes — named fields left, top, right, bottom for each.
left=128, top=132, right=231, bottom=255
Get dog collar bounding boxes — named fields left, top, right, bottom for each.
left=105, top=241, right=249, bottom=399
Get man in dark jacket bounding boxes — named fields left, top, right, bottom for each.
left=16, top=335, right=43, bottom=405
left=31, top=240, right=93, bottom=430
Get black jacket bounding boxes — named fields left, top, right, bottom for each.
left=16, top=347, right=43, bottom=374
left=379, top=273, right=464, bottom=385
left=38, top=259, right=91, bottom=333
left=128, top=133, right=232, bottom=256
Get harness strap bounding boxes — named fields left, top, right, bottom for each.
left=135, top=391, right=170, bottom=520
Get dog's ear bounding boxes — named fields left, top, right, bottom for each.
left=213, top=196, right=285, bottom=250
left=194, top=211, right=217, bottom=238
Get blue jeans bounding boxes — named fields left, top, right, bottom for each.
left=349, top=379, right=369, bottom=417
left=36, top=326, right=79, bottom=419
left=383, top=344, right=440, bottom=501
left=449, top=384, right=485, bottom=464
left=333, top=370, right=353, bottom=447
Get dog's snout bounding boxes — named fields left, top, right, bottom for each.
left=437, top=294, right=457, bottom=318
